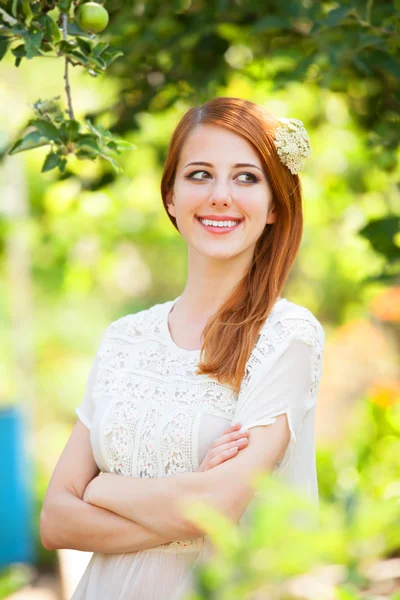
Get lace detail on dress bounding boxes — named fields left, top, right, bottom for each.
left=238, top=299, right=288, bottom=394
left=93, top=307, right=239, bottom=479
left=240, top=308, right=325, bottom=402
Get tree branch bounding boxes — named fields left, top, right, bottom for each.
left=61, top=12, right=75, bottom=120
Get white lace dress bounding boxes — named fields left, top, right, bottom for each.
left=71, top=295, right=325, bottom=600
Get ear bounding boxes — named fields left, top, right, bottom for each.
left=165, top=189, right=176, bottom=218
left=266, top=203, right=277, bottom=224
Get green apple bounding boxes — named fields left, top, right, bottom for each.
left=75, top=2, right=109, bottom=34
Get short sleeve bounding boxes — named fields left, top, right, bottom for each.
left=75, top=323, right=113, bottom=430
left=232, top=314, right=325, bottom=470
left=75, top=352, right=101, bottom=430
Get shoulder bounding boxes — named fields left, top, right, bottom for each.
left=239, top=298, right=325, bottom=393
left=261, top=298, right=325, bottom=351
left=99, top=300, right=168, bottom=344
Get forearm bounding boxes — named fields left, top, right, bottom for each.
left=40, top=490, right=172, bottom=554
left=84, top=472, right=212, bottom=539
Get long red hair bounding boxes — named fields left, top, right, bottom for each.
left=160, top=97, right=304, bottom=394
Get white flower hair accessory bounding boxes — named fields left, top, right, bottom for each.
left=273, top=117, right=311, bottom=175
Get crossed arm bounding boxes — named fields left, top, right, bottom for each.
left=83, top=415, right=290, bottom=539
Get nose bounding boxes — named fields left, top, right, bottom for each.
left=208, top=180, right=233, bottom=207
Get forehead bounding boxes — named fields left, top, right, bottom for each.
left=178, top=123, right=262, bottom=166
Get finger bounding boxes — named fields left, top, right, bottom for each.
left=209, top=437, right=248, bottom=459
left=224, top=423, right=241, bottom=434
left=211, top=429, right=249, bottom=450
left=206, top=445, right=239, bottom=469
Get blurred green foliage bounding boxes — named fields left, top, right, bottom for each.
left=181, top=398, right=400, bottom=599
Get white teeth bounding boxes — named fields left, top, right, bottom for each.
left=198, top=218, right=240, bottom=228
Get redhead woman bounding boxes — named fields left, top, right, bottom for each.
left=40, top=97, right=325, bottom=600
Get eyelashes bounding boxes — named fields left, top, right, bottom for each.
left=185, top=170, right=260, bottom=184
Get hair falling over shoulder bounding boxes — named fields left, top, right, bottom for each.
left=160, top=97, right=304, bottom=395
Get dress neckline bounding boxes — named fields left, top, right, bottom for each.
left=160, top=295, right=286, bottom=356
left=162, top=295, right=201, bottom=355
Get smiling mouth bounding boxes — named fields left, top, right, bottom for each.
left=195, top=215, right=244, bottom=233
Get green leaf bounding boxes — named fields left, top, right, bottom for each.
left=87, top=54, right=106, bottom=69
left=59, top=119, right=81, bottom=142
left=59, top=0, right=73, bottom=13
left=31, top=96, right=62, bottom=116
left=28, top=118, right=62, bottom=142
left=359, top=217, right=400, bottom=261
left=85, top=120, right=108, bottom=140
left=8, top=130, right=50, bottom=155
left=42, top=151, right=62, bottom=172
left=322, top=7, right=352, bottom=28
left=11, top=22, right=45, bottom=59
left=57, top=39, right=76, bottom=52
left=100, top=153, right=123, bottom=173
left=47, top=16, right=61, bottom=43
left=75, top=149, right=99, bottom=160
left=11, top=0, right=18, bottom=18
left=112, top=139, right=137, bottom=150
left=11, top=23, right=27, bottom=36
left=57, top=41, right=90, bottom=65
left=67, top=49, right=89, bottom=64
left=66, top=20, right=93, bottom=39
left=24, top=29, right=44, bottom=59
left=76, top=134, right=102, bottom=154
left=102, top=49, right=124, bottom=66
left=0, top=7, right=17, bottom=28
left=105, top=140, right=119, bottom=152
left=75, top=36, right=94, bottom=55
left=11, top=43, right=27, bottom=58
left=35, top=14, right=61, bottom=43
left=92, top=42, right=109, bottom=57
left=0, top=34, right=11, bottom=60
left=22, top=0, right=33, bottom=26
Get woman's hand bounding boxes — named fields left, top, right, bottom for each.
left=196, top=423, right=249, bottom=472
left=82, top=473, right=109, bottom=504
left=82, top=476, right=98, bottom=503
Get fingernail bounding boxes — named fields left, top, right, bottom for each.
left=239, top=428, right=248, bottom=434
left=237, top=438, right=248, bottom=444
left=231, top=422, right=240, bottom=427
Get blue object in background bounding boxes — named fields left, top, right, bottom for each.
left=0, top=406, right=35, bottom=567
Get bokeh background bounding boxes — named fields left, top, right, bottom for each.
left=1, top=0, right=400, bottom=598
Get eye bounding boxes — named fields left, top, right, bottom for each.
left=186, top=170, right=210, bottom=180
left=236, top=172, right=260, bottom=184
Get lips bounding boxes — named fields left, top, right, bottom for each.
left=195, top=215, right=244, bottom=234
left=195, top=215, right=244, bottom=223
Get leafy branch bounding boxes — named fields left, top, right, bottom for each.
left=8, top=96, right=134, bottom=173
left=0, top=0, right=133, bottom=173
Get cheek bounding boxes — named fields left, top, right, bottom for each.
left=237, top=190, right=270, bottom=220
left=174, top=182, right=205, bottom=213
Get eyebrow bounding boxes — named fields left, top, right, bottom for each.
left=183, top=161, right=263, bottom=173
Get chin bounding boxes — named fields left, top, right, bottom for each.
left=196, top=247, right=240, bottom=261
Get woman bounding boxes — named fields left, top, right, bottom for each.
left=40, top=97, right=325, bottom=599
